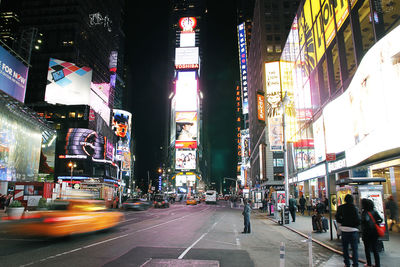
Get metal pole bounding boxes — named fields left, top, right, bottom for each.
left=70, top=165, right=73, bottom=187
left=283, top=109, right=289, bottom=206
left=308, top=234, right=313, bottom=267
left=325, top=161, right=333, bottom=240
left=279, top=242, right=285, bottom=267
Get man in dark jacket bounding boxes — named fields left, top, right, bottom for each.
left=336, top=194, right=361, bottom=267
left=242, top=199, right=251, bottom=233
left=299, top=195, right=306, bottom=215
left=288, top=195, right=297, bottom=222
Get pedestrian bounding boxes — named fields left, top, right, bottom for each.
left=242, top=199, right=251, bottom=233
left=324, top=196, right=329, bottom=213
left=289, top=195, right=297, bottom=222
left=0, top=194, right=5, bottom=210
left=299, top=195, right=306, bottom=215
left=335, top=194, right=361, bottom=267
left=385, top=195, right=398, bottom=231
left=361, top=198, right=382, bottom=267
left=315, top=199, right=325, bottom=232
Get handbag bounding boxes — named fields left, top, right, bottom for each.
left=368, top=211, right=386, bottom=237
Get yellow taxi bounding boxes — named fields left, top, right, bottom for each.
left=186, top=196, right=197, bottom=205
left=2, top=199, right=124, bottom=238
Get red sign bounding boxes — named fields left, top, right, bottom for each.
left=179, top=17, right=197, bottom=32
left=257, top=93, right=265, bottom=121
left=326, top=153, right=336, bottom=161
left=175, top=140, right=197, bottom=149
left=175, top=63, right=199, bottom=70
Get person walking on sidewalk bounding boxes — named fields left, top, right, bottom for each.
left=336, top=194, right=361, bottom=267
left=289, top=195, right=297, bottom=222
left=242, top=199, right=251, bottom=233
left=299, top=195, right=306, bottom=215
left=361, top=198, right=382, bottom=267
left=385, top=195, right=398, bottom=231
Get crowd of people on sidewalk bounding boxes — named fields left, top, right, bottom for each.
left=0, top=193, right=13, bottom=211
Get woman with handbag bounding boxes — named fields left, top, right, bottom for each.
left=361, top=198, right=383, bottom=267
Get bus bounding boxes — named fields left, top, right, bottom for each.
left=205, top=190, right=217, bottom=204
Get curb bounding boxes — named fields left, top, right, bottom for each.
left=263, top=215, right=367, bottom=265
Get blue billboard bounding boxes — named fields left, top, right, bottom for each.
left=0, top=45, right=29, bottom=103
left=238, top=23, right=248, bottom=115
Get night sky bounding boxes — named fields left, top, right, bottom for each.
left=125, top=2, right=238, bottom=190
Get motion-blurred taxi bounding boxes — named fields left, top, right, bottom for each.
left=2, top=199, right=124, bottom=238
left=186, top=196, right=197, bottom=205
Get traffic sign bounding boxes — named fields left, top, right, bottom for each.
left=326, top=153, right=336, bottom=161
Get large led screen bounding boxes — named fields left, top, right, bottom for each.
left=112, top=109, right=132, bottom=141
left=0, top=113, right=41, bottom=181
left=176, top=149, right=196, bottom=170
left=175, top=71, right=197, bottom=111
left=238, top=23, right=249, bottom=114
left=90, top=85, right=111, bottom=126
left=175, top=47, right=199, bottom=66
left=45, top=58, right=92, bottom=105
left=180, top=32, right=196, bottom=47
left=0, top=45, right=29, bottom=103
left=175, top=111, right=197, bottom=149
left=64, top=128, right=105, bottom=159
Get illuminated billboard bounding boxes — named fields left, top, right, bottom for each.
left=240, top=129, right=250, bottom=164
left=0, top=45, right=29, bottom=103
left=179, top=17, right=197, bottom=32
left=45, top=58, right=92, bottom=105
left=64, top=128, right=105, bottom=159
left=175, top=47, right=199, bottom=67
left=175, top=71, right=197, bottom=111
left=176, top=149, right=196, bottom=170
left=268, top=117, right=283, bottom=151
left=265, top=62, right=281, bottom=117
left=237, top=23, right=249, bottom=114
left=90, top=86, right=110, bottom=125
left=0, top=112, right=41, bottom=181
left=180, top=32, right=196, bottom=47
left=175, top=111, right=197, bottom=149
left=112, top=109, right=132, bottom=141
left=109, top=51, right=118, bottom=72
left=257, top=93, right=265, bottom=121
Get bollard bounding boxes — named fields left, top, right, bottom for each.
left=280, top=242, right=285, bottom=267
left=308, top=234, right=313, bottom=267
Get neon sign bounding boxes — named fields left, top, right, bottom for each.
left=179, top=17, right=197, bottom=32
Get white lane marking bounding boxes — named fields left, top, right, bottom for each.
left=139, top=258, right=152, bottom=267
left=178, top=217, right=222, bottom=259
left=233, top=227, right=241, bottom=247
left=122, top=217, right=139, bottom=223
left=19, top=206, right=211, bottom=267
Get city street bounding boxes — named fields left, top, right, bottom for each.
left=0, top=201, right=339, bottom=267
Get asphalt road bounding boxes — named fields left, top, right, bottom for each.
left=0, top=201, right=339, bottom=267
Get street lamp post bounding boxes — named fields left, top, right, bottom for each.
left=68, top=162, right=76, bottom=188
left=281, top=92, right=290, bottom=206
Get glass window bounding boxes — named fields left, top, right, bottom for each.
left=275, top=35, right=281, bottom=41
left=310, top=70, right=320, bottom=112
left=381, top=0, right=400, bottom=32
left=267, top=35, right=273, bottom=41
left=267, top=45, right=274, bottom=52
left=319, top=58, right=330, bottom=104
left=275, top=45, right=282, bottom=53
left=358, top=0, right=375, bottom=54
left=331, top=42, right=341, bottom=92
left=68, top=112, right=76, bottom=118
left=266, top=24, right=272, bottom=31
left=77, top=112, right=84, bottom=118
left=343, top=22, right=356, bottom=81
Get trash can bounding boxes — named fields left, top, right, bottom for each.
left=279, top=205, right=290, bottom=225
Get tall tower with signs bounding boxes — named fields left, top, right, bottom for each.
left=169, top=16, right=203, bottom=195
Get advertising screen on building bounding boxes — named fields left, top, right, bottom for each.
left=241, top=129, right=250, bottom=164
left=175, top=111, right=197, bottom=149
left=268, top=117, right=283, bottom=151
left=0, top=112, right=41, bottom=181
left=176, top=149, right=196, bottom=170
left=180, top=32, right=196, bottom=47
left=112, top=109, right=132, bottom=142
left=45, top=58, right=92, bottom=105
left=0, top=45, right=29, bottom=103
left=175, top=47, right=199, bottom=66
left=238, top=23, right=249, bottom=114
left=90, top=87, right=110, bottom=126
left=265, top=62, right=281, bottom=118
left=257, top=93, right=265, bottom=121
left=64, top=128, right=105, bottom=159
left=175, top=71, right=197, bottom=111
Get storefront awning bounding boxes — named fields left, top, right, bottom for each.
left=336, top=177, right=386, bottom=186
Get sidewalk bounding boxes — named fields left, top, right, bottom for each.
left=256, top=210, right=400, bottom=266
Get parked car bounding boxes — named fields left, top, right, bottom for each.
left=2, top=199, right=124, bottom=238
left=122, top=198, right=151, bottom=211
left=186, top=196, right=197, bottom=205
left=153, top=195, right=170, bottom=208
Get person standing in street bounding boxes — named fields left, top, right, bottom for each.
left=336, top=194, right=361, bottom=267
left=385, top=195, right=398, bottom=231
left=361, top=198, right=382, bottom=267
left=289, top=195, right=297, bottom=222
left=315, top=199, right=325, bottom=232
left=299, top=195, right=306, bottom=215
left=242, top=199, right=251, bottom=233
